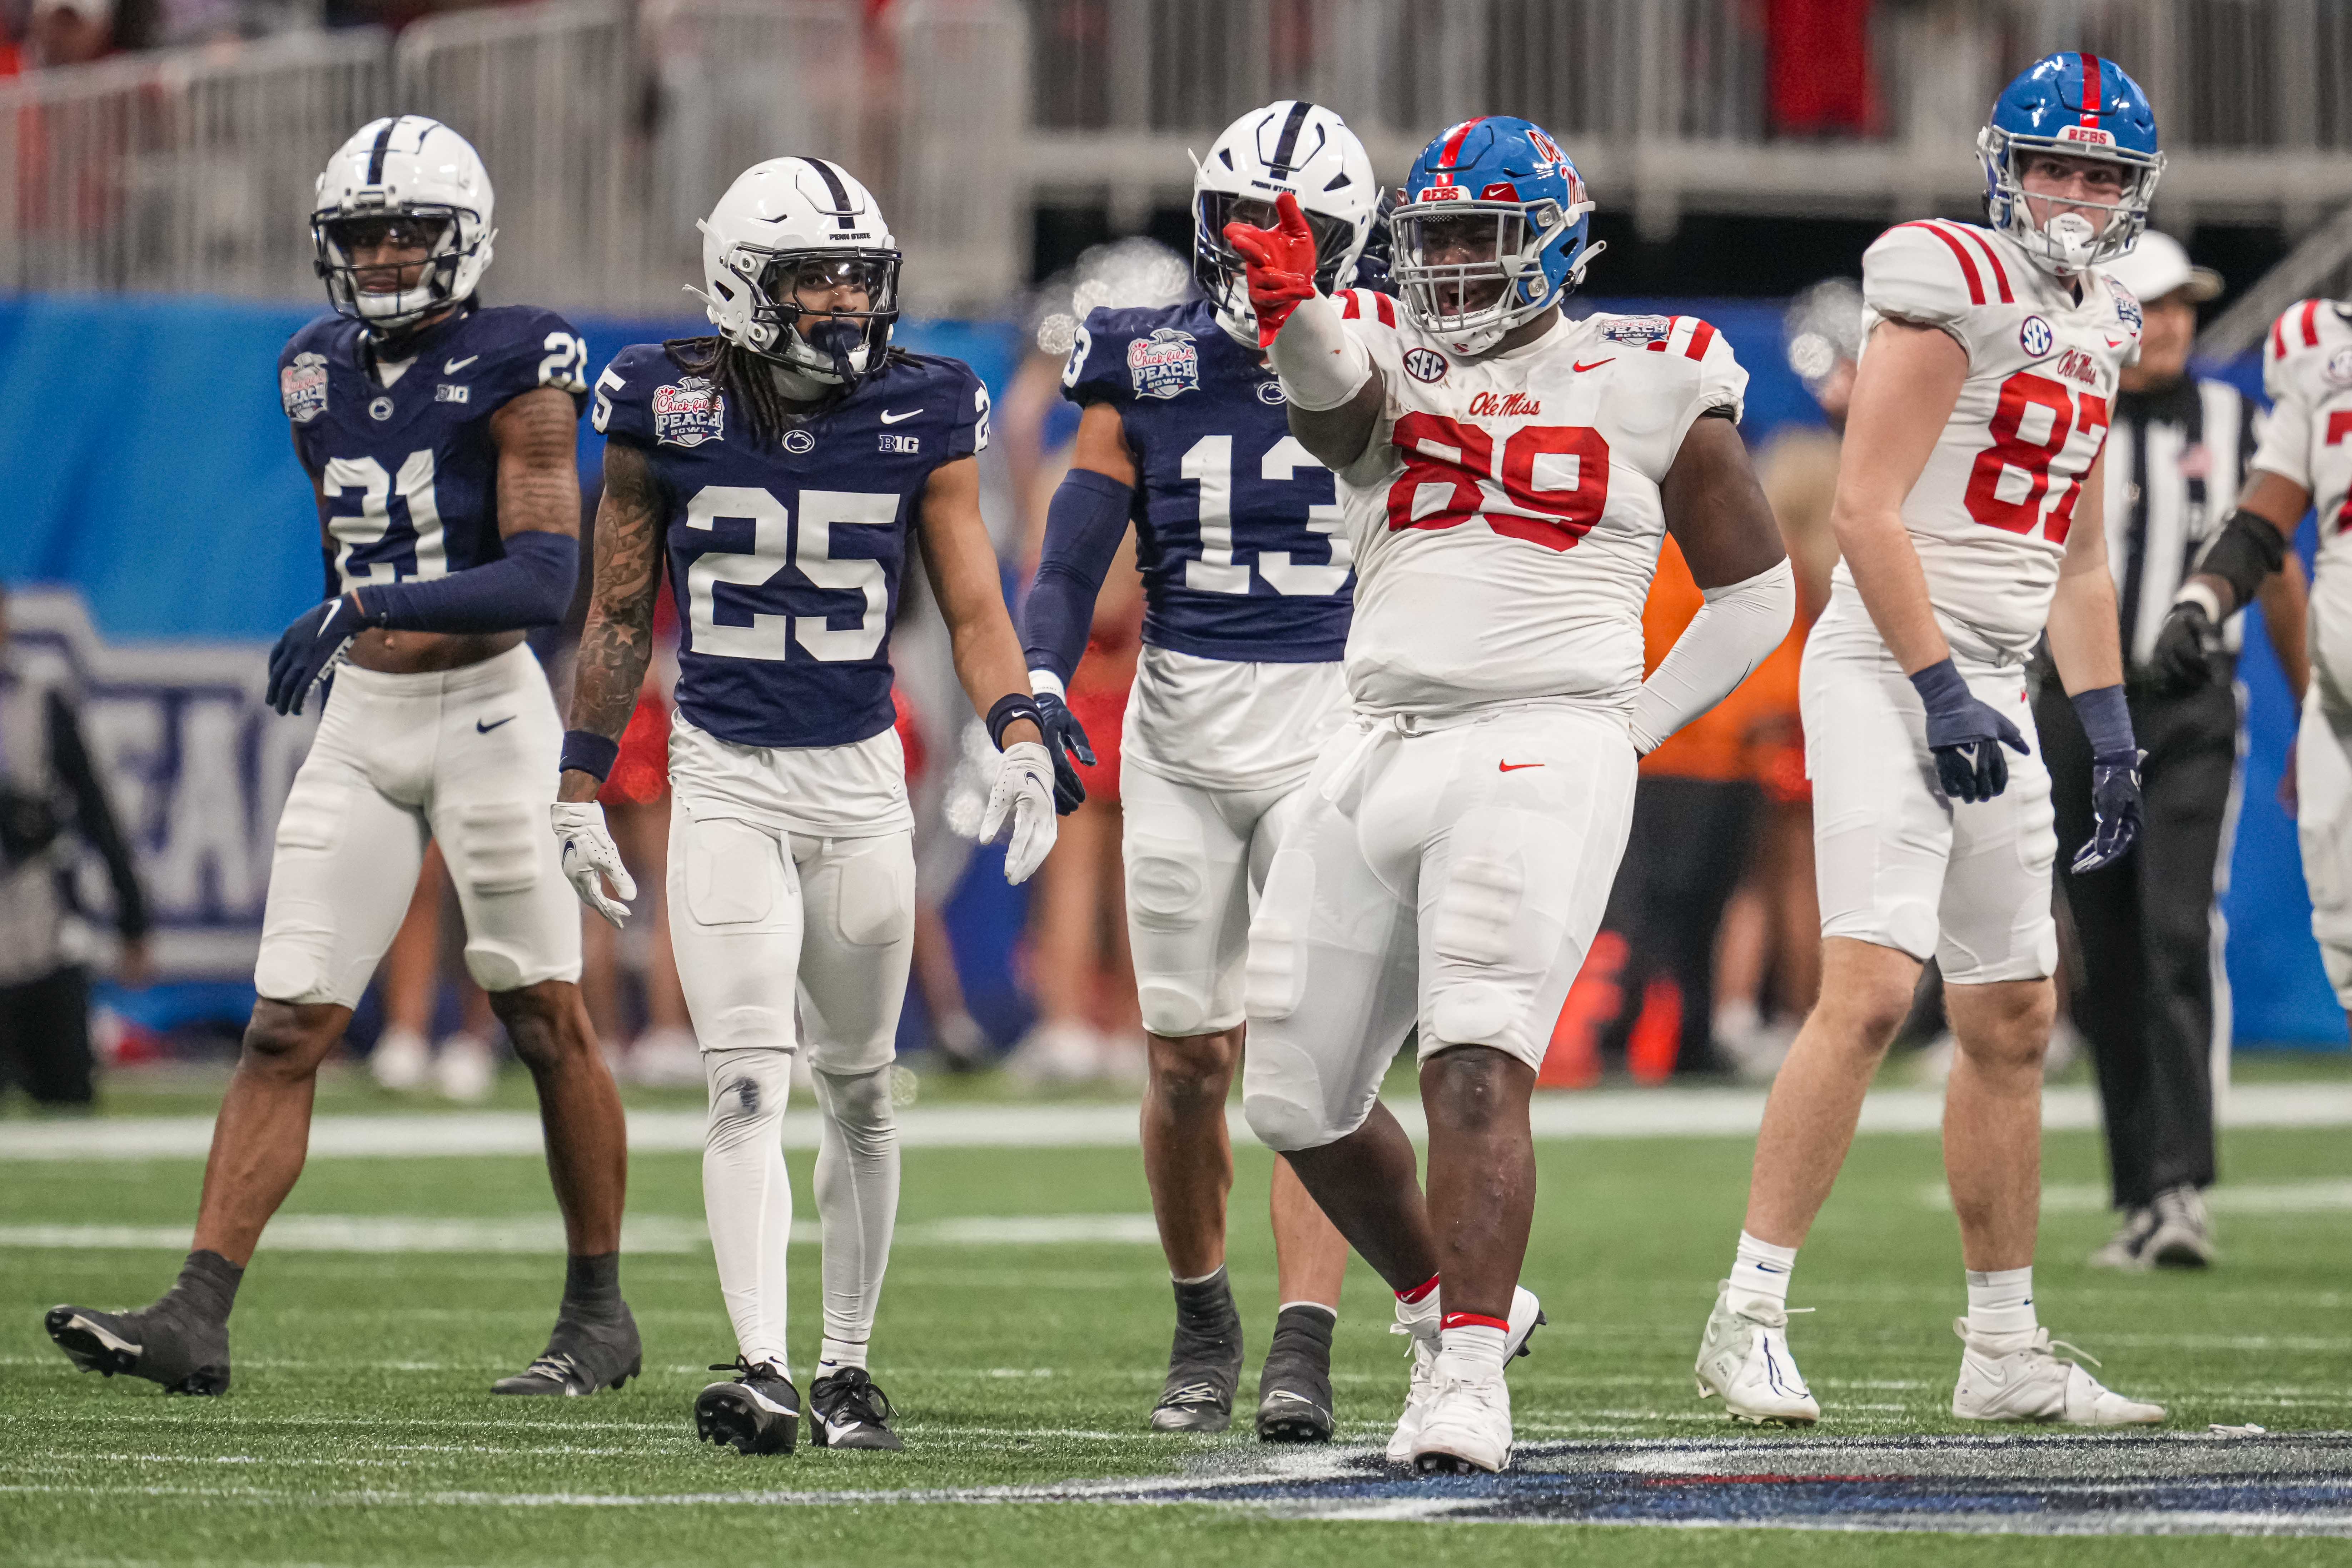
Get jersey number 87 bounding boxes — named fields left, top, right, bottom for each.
left=1964, top=369, right=2109, bottom=544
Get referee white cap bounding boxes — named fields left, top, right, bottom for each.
left=2107, top=230, right=2222, bottom=306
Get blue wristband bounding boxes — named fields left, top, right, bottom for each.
left=987, top=694, right=1044, bottom=750
left=2071, top=683, right=2136, bottom=761
left=560, top=729, right=620, bottom=782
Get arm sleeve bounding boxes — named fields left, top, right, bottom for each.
left=1626, top=558, right=1796, bottom=757
left=2251, top=307, right=2316, bottom=488
left=1021, top=467, right=1134, bottom=688
left=353, top=529, right=579, bottom=633
left=46, top=690, right=148, bottom=941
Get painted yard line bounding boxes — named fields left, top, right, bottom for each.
left=10, top=1084, right=2350, bottom=1162
left=1918, top=1179, right=2352, bottom=1213
left=0, top=1213, right=1165, bottom=1254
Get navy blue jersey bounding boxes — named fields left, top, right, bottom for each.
left=595, top=345, right=989, bottom=749
left=281, top=305, right=590, bottom=596
left=1061, top=298, right=1352, bottom=663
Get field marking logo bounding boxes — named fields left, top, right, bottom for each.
left=281, top=353, right=329, bottom=424
left=2019, top=315, right=2055, bottom=358
left=1128, top=328, right=1201, bottom=400
left=1403, top=347, right=1449, bottom=384
left=653, top=376, right=726, bottom=447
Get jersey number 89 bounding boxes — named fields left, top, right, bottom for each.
left=1385, top=412, right=1609, bottom=551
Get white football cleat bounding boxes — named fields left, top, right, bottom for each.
left=369, top=1024, right=431, bottom=1092
left=1949, top=1321, right=2165, bottom=1426
left=435, top=1032, right=498, bottom=1102
left=1410, top=1359, right=1513, bottom=1474
left=1385, top=1285, right=1544, bottom=1464
left=1694, top=1280, right=1819, bottom=1425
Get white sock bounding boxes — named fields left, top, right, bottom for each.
left=1964, top=1266, right=2038, bottom=1338
left=1730, top=1230, right=1797, bottom=1308
left=811, top=1064, right=900, bottom=1358
left=816, top=1335, right=869, bottom=1378
left=1437, top=1323, right=1508, bottom=1377
left=702, top=1048, right=795, bottom=1371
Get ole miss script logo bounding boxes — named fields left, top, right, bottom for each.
left=1468, top=390, right=1542, bottom=418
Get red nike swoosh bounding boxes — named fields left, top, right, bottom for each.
left=1572, top=358, right=1613, bottom=372
left=1498, top=761, right=1545, bottom=772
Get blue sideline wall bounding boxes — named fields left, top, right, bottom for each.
left=1, top=293, right=2338, bottom=1046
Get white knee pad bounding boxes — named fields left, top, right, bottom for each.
left=1240, top=1036, right=1359, bottom=1153
left=811, top=1063, right=897, bottom=1156
left=1244, top=847, right=1316, bottom=1024
left=705, top=1047, right=792, bottom=1151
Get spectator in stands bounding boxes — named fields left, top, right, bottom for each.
left=0, top=578, right=151, bottom=1109
left=25, top=0, right=115, bottom=66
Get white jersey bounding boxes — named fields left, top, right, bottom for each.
left=1330, top=292, right=1747, bottom=716
left=2251, top=299, right=2352, bottom=671
left=1844, top=219, right=2142, bottom=666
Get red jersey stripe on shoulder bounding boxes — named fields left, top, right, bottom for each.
left=1373, top=292, right=1396, bottom=329
left=1647, top=315, right=1679, bottom=352
left=1895, top=221, right=1985, bottom=307
left=1682, top=319, right=1717, bottom=360
left=1436, top=118, right=1486, bottom=170
left=2303, top=298, right=2323, bottom=348
left=2272, top=308, right=2291, bottom=361
left=1955, top=227, right=2014, bottom=304
left=1339, top=291, right=1362, bottom=320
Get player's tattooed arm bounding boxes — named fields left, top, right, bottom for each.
left=558, top=438, right=663, bottom=803
left=490, top=386, right=586, bottom=543
left=917, top=455, right=1044, bottom=750
left=2045, top=450, right=2127, bottom=695
left=1825, top=319, right=1969, bottom=675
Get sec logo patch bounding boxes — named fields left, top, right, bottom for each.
left=1403, top=347, right=1448, bottom=384
left=2019, top=315, right=2055, bottom=358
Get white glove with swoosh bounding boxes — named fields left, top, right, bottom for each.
left=551, top=801, right=636, bottom=927
left=980, top=741, right=1058, bottom=885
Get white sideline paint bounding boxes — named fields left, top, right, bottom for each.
left=0, top=1213, right=1165, bottom=1254
left=3, top=1084, right=2348, bottom=1163
left=1918, top=1179, right=2352, bottom=1214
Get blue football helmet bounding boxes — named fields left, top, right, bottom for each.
left=1390, top=116, right=1602, bottom=356
left=1978, top=52, right=2164, bottom=276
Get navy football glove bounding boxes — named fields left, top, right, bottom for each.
left=2073, top=748, right=2145, bottom=873
left=2149, top=597, right=2224, bottom=696
left=1909, top=658, right=2029, bottom=804
left=265, top=594, right=367, bottom=716
left=1035, top=690, right=1095, bottom=815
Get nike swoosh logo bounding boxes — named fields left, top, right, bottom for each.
left=1573, top=358, right=1613, bottom=372
left=476, top=716, right=514, bottom=733
left=1498, top=761, right=1544, bottom=772
left=747, top=1387, right=798, bottom=1417
left=879, top=408, right=921, bottom=424
left=444, top=354, right=479, bottom=373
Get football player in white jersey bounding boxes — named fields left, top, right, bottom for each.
left=1695, top=53, right=2168, bottom=1428
left=2153, top=300, right=2352, bottom=1027
left=1226, top=116, right=1795, bottom=1473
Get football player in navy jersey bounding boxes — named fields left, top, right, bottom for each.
left=1021, top=101, right=1378, bottom=1442
left=44, top=118, right=639, bottom=1400
left=554, top=157, right=1056, bottom=1457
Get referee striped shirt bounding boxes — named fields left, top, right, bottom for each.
left=2102, top=374, right=2263, bottom=671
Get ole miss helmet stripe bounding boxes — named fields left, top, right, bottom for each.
left=2080, top=54, right=2102, bottom=126
left=2303, top=298, right=2324, bottom=348
left=1436, top=117, right=1487, bottom=169
left=1899, top=221, right=1986, bottom=307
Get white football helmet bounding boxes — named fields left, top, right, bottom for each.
left=1193, top=101, right=1379, bottom=348
left=691, top=157, right=900, bottom=388
left=311, top=116, right=494, bottom=334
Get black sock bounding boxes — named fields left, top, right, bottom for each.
left=561, top=1251, right=623, bottom=1323
left=1269, top=1302, right=1336, bottom=1359
left=161, top=1250, right=242, bottom=1326
left=1172, top=1266, right=1240, bottom=1348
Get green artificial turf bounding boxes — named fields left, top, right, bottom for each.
left=2, top=1093, right=2348, bottom=1564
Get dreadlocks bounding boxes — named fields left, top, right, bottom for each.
left=661, top=337, right=915, bottom=450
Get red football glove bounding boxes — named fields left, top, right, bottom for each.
left=1223, top=191, right=1321, bottom=349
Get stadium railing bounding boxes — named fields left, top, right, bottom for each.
left=4, top=0, right=2352, bottom=312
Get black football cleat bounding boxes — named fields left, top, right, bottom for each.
left=46, top=1302, right=230, bottom=1395
left=1150, top=1268, right=1243, bottom=1433
left=491, top=1305, right=642, bottom=1395
left=696, top=1358, right=801, bottom=1455
left=1254, top=1304, right=1336, bottom=1443
left=810, top=1366, right=904, bottom=1451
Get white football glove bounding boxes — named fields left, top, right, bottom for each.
left=980, top=740, right=1057, bottom=885
left=551, top=800, right=636, bottom=928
